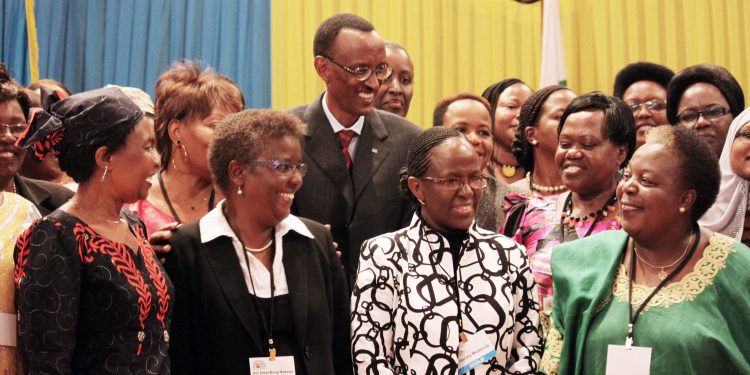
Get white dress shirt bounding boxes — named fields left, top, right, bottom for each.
left=199, top=200, right=314, bottom=298
left=322, top=92, right=365, bottom=160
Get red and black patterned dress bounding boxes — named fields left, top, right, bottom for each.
left=14, top=210, right=173, bottom=374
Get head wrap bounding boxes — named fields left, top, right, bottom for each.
left=666, top=64, right=745, bottom=125
left=104, top=84, right=155, bottom=116
left=699, top=106, right=750, bottom=240
left=612, top=61, right=674, bottom=99
left=17, top=87, right=143, bottom=161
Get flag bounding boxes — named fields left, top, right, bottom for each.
left=539, top=0, right=567, bottom=87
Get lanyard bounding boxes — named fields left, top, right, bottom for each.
left=625, top=227, right=700, bottom=348
left=240, top=232, right=277, bottom=360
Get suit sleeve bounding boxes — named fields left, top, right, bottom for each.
left=350, top=237, right=397, bottom=375
left=15, top=218, right=79, bottom=374
left=324, top=227, right=354, bottom=375
left=162, top=229, right=198, bottom=375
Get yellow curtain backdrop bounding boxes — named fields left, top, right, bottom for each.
left=271, top=0, right=542, bottom=127
left=272, top=0, right=749, bottom=128
left=563, top=0, right=750, bottom=98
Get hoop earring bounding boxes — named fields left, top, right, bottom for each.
left=237, top=185, right=243, bottom=196
left=417, top=198, right=426, bottom=206
left=178, top=140, right=189, bottom=165
left=100, top=165, right=110, bottom=182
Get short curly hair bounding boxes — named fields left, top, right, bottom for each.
left=558, top=92, right=637, bottom=168
left=644, top=126, right=719, bottom=222
left=513, top=85, right=572, bottom=171
left=313, top=14, right=375, bottom=57
left=0, top=62, right=31, bottom=121
left=154, top=60, right=245, bottom=169
left=666, top=64, right=744, bottom=125
left=209, top=109, right=306, bottom=192
left=399, top=127, right=464, bottom=205
left=612, top=62, right=674, bottom=99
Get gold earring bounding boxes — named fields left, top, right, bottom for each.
left=679, top=207, right=686, bottom=214
left=177, top=140, right=189, bottom=164
left=100, top=165, right=110, bottom=182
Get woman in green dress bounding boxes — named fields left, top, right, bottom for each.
left=541, top=125, right=750, bottom=375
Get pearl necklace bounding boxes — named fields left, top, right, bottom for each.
left=244, top=239, right=273, bottom=253
left=529, top=173, right=566, bottom=194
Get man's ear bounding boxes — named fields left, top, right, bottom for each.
left=314, top=56, right=331, bottom=84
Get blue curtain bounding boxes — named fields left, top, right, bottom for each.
left=0, top=0, right=31, bottom=81
left=2, top=0, right=270, bottom=108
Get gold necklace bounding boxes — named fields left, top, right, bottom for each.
left=634, top=232, right=694, bottom=280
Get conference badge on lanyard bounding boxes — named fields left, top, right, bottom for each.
left=457, top=330, right=496, bottom=375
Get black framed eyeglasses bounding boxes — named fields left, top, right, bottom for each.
left=322, top=55, right=393, bottom=82
left=676, top=106, right=730, bottom=126
left=0, top=123, right=28, bottom=135
left=628, top=99, right=666, bottom=113
left=421, top=175, right=487, bottom=190
left=247, top=160, right=308, bottom=177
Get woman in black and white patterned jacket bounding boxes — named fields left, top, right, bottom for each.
left=351, top=127, right=542, bottom=374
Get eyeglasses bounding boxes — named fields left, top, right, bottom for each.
left=628, top=99, right=666, bottom=113
left=421, top=175, right=487, bottom=190
left=247, top=160, right=308, bottom=177
left=0, top=123, right=28, bottom=135
left=322, top=55, right=393, bottom=82
left=676, top=106, right=730, bottom=126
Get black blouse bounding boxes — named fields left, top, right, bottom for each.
left=14, top=210, right=174, bottom=374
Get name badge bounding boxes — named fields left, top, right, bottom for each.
left=0, top=312, right=16, bottom=347
left=249, top=356, right=295, bottom=375
left=457, top=331, right=496, bottom=375
left=606, top=344, right=651, bottom=375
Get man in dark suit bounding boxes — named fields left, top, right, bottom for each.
left=289, top=14, right=421, bottom=285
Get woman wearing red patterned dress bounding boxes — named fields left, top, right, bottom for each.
left=14, top=87, right=172, bottom=374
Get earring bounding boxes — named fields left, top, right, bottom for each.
left=529, top=139, right=538, bottom=146
left=177, top=140, right=189, bottom=164
left=679, top=207, right=686, bottom=214
left=417, top=198, right=426, bottom=206
left=237, top=185, right=243, bottom=196
left=100, top=165, right=110, bottom=182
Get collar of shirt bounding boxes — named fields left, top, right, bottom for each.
left=322, top=92, right=365, bottom=135
left=199, top=200, right=314, bottom=297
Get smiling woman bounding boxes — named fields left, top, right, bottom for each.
left=164, top=109, right=351, bottom=375
left=14, top=87, right=172, bottom=373
left=351, top=127, right=541, bottom=374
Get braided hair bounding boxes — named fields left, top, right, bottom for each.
left=512, top=85, right=571, bottom=171
left=481, top=78, right=527, bottom=124
left=400, top=127, right=463, bottom=205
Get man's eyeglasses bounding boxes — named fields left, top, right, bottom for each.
left=247, top=160, right=308, bottom=177
left=0, top=123, right=28, bottom=135
left=322, top=55, right=393, bottom=82
left=421, top=175, right=487, bottom=190
left=676, top=106, right=730, bottom=126
left=628, top=99, right=666, bottom=113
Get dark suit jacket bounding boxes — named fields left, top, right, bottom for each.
left=164, top=216, right=352, bottom=375
left=288, top=95, right=421, bottom=286
left=14, top=175, right=74, bottom=215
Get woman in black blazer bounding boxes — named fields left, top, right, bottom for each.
left=164, top=109, right=351, bottom=375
